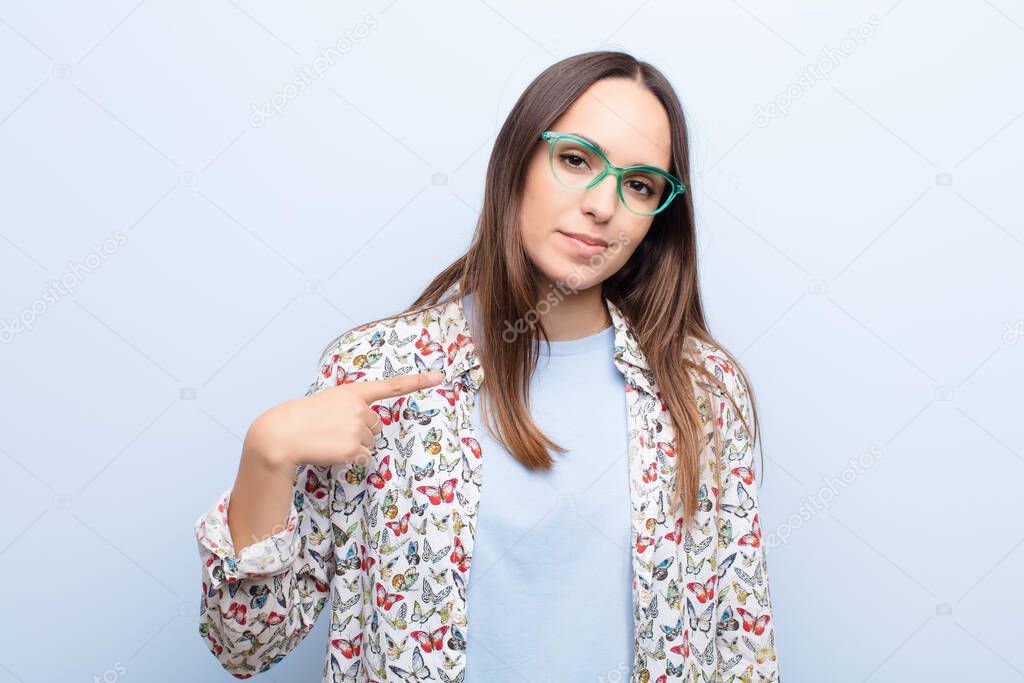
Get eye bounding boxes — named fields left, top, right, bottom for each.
left=558, top=151, right=590, bottom=171
left=625, top=178, right=655, bottom=196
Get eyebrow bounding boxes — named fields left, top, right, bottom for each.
left=570, top=132, right=664, bottom=171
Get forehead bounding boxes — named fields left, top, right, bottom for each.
left=550, top=77, right=672, bottom=170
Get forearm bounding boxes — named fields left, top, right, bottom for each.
left=227, top=418, right=296, bottom=557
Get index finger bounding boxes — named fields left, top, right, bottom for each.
left=353, top=370, right=446, bottom=403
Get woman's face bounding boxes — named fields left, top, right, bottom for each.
left=520, top=77, right=673, bottom=296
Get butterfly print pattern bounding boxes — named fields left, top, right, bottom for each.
left=194, top=281, right=780, bottom=682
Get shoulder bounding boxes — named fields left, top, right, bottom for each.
left=685, top=336, right=752, bottom=421
left=312, top=299, right=451, bottom=389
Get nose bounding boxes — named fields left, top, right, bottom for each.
left=579, top=173, right=618, bottom=222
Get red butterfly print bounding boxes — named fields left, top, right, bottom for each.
left=375, top=581, right=404, bottom=610
left=372, top=398, right=405, bottom=426
left=415, top=328, right=443, bottom=355
left=331, top=633, right=363, bottom=659
left=655, top=441, right=676, bottom=459
left=305, top=469, right=328, bottom=499
left=336, top=368, right=367, bottom=385
left=665, top=517, right=685, bottom=544
left=410, top=625, right=449, bottom=652
left=360, top=544, right=377, bottom=574
left=730, top=466, right=755, bottom=485
left=642, top=462, right=658, bottom=484
left=366, top=455, right=393, bottom=489
left=321, top=354, right=339, bottom=379
left=445, top=333, right=472, bottom=364
left=384, top=511, right=412, bottom=537
left=636, top=535, right=655, bottom=553
left=669, top=629, right=690, bottom=658
left=224, top=602, right=247, bottom=626
left=686, top=576, right=717, bottom=603
left=736, top=607, right=770, bottom=635
left=449, top=537, right=470, bottom=572
left=707, top=353, right=736, bottom=377
left=737, top=513, right=762, bottom=548
left=416, top=478, right=457, bottom=505
left=351, top=321, right=376, bottom=333
left=435, top=388, right=458, bottom=407
left=262, top=611, right=286, bottom=626
left=461, top=437, right=481, bottom=459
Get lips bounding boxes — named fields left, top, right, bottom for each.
left=558, top=231, right=608, bottom=247
left=557, top=230, right=610, bottom=258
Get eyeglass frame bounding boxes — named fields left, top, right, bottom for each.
left=539, top=130, right=686, bottom=216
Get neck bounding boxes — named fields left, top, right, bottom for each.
left=531, top=280, right=612, bottom=342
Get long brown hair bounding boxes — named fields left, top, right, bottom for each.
left=339, top=50, right=762, bottom=523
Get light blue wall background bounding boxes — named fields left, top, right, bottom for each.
left=1, top=2, right=1022, bottom=681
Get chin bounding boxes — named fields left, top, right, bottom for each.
left=535, top=258, right=603, bottom=295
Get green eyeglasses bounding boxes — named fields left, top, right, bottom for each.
left=540, top=130, right=685, bottom=216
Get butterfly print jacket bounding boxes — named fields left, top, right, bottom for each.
left=194, top=281, right=781, bottom=682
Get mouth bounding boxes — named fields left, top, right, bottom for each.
left=557, top=231, right=608, bottom=248
left=556, top=230, right=610, bottom=257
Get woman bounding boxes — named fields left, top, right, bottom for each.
left=195, top=50, right=780, bottom=682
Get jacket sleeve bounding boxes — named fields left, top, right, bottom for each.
left=710, top=362, right=781, bottom=679
left=194, top=345, right=357, bottom=678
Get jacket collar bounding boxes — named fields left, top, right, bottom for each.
left=435, top=281, right=658, bottom=397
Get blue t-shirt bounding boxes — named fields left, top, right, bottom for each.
left=462, top=293, right=634, bottom=682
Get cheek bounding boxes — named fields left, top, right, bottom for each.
left=609, top=223, right=651, bottom=263
left=520, top=168, right=563, bottom=237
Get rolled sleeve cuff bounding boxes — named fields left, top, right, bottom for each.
left=195, top=487, right=301, bottom=587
